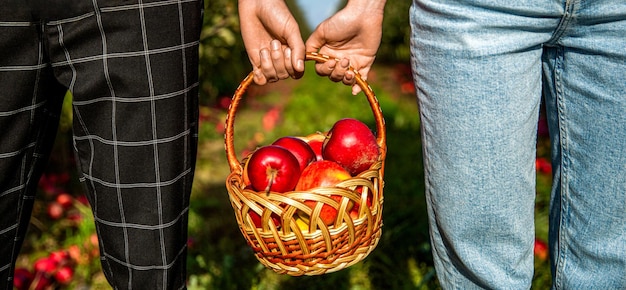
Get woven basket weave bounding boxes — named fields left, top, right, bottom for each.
left=224, top=52, right=386, bottom=276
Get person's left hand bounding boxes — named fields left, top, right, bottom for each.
left=239, top=0, right=306, bottom=85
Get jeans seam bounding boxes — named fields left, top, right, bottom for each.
left=553, top=46, right=569, bottom=290
left=546, top=0, right=578, bottom=46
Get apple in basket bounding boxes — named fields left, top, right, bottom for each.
left=304, top=132, right=327, bottom=161
left=323, top=118, right=379, bottom=176
left=272, top=136, right=316, bottom=172
left=248, top=209, right=281, bottom=229
left=295, top=160, right=353, bottom=225
left=247, top=145, right=301, bottom=193
left=349, top=188, right=373, bottom=220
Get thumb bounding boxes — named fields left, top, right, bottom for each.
left=285, top=31, right=306, bottom=73
left=305, top=27, right=325, bottom=55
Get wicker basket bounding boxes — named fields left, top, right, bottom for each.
left=224, top=52, right=386, bottom=276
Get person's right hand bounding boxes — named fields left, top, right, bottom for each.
left=306, top=0, right=386, bottom=95
left=239, top=0, right=306, bottom=85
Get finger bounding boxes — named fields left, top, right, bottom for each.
left=284, top=47, right=295, bottom=77
left=351, top=84, right=363, bottom=95
left=342, top=69, right=356, bottom=86
left=270, top=40, right=290, bottom=80
left=259, top=48, right=278, bottom=82
left=304, top=26, right=324, bottom=54
left=285, top=31, right=305, bottom=73
left=253, top=67, right=268, bottom=86
left=329, top=57, right=350, bottom=82
left=314, top=59, right=337, bottom=78
left=350, top=73, right=364, bottom=95
left=350, top=71, right=368, bottom=95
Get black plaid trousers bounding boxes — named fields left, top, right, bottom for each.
left=0, top=0, right=202, bottom=289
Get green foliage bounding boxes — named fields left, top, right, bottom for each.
left=335, top=0, right=411, bottom=62
left=379, top=1, right=412, bottom=62
left=199, top=0, right=249, bottom=104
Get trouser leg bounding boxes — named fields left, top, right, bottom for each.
left=0, top=3, right=67, bottom=287
left=409, top=0, right=560, bottom=288
left=43, top=0, right=202, bottom=288
left=542, top=1, right=626, bottom=288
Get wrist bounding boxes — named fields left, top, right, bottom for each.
left=347, top=0, right=386, bottom=12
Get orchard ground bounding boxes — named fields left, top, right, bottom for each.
left=17, top=62, right=553, bottom=289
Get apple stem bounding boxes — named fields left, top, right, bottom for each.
left=264, top=170, right=277, bottom=196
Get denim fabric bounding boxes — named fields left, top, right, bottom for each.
left=410, top=0, right=626, bottom=289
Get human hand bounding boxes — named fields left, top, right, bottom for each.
left=239, top=0, right=306, bottom=85
left=306, top=0, right=386, bottom=95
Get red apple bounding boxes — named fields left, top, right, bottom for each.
left=32, top=275, right=53, bottom=290
left=46, top=202, right=64, bottom=220
left=34, top=257, right=57, bottom=274
left=247, top=209, right=281, bottom=229
left=13, top=268, right=33, bottom=290
left=241, top=156, right=252, bottom=187
left=272, top=136, right=316, bottom=171
left=56, top=193, right=73, bottom=209
left=247, top=145, right=301, bottom=193
left=349, top=188, right=372, bottom=220
left=49, top=250, right=70, bottom=264
left=304, top=132, right=327, bottom=161
left=534, top=238, right=548, bottom=261
left=295, top=160, right=352, bottom=225
left=54, top=266, right=74, bottom=285
left=323, top=118, right=379, bottom=175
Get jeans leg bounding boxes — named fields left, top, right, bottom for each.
left=542, top=1, right=626, bottom=288
left=410, top=0, right=561, bottom=288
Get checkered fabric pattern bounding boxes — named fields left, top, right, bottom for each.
left=0, top=0, right=202, bottom=289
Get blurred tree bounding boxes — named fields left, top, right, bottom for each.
left=198, top=0, right=246, bottom=104
left=378, top=1, right=411, bottom=62
left=287, top=0, right=312, bottom=37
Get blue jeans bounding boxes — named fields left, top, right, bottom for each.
left=410, top=0, right=626, bottom=288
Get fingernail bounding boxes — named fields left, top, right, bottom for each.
left=271, top=40, right=281, bottom=51
left=297, top=59, right=304, bottom=71
left=260, top=49, right=270, bottom=59
left=352, top=85, right=360, bottom=95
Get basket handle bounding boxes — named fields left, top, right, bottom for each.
left=224, top=52, right=386, bottom=173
